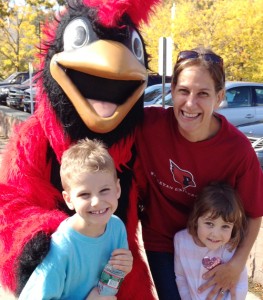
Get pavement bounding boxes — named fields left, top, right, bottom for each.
left=0, top=135, right=8, bottom=164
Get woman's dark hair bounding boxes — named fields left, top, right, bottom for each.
left=187, top=182, right=247, bottom=251
left=172, top=46, right=225, bottom=93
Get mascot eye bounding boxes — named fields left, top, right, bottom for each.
left=131, top=30, right=144, bottom=63
left=126, top=28, right=144, bottom=65
left=63, top=17, right=97, bottom=51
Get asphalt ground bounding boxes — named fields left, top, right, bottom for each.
left=0, top=135, right=8, bottom=164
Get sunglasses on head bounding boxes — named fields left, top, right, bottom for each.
left=177, top=50, right=223, bottom=66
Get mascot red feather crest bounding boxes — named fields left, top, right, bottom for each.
left=0, top=0, right=162, bottom=298
left=84, top=0, right=161, bottom=27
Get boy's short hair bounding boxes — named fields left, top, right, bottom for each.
left=60, top=138, right=117, bottom=191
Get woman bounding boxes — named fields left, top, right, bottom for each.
left=135, top=47, right=263, bottom=300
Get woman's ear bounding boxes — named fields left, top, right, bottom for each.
left=62, top=191, right=75, bottom=210
left=215, top=89, right=225, bottom=109
left=171, top=82, right=176, bottom=104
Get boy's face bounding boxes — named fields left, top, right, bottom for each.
left=63, top=171, right=120, bottom=237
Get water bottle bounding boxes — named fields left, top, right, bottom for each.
left=98, top=263, right=125, bottom=296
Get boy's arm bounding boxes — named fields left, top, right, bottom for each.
left=18, top=263, right=63, bottom=300
left=108, top=248, right=133, bottom=275
left=199, top=217, right=261, bottom=299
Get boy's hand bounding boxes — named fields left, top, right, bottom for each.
left=86, top=287, right=117, bottom=300
left=109, top=248, right=133, bottom=275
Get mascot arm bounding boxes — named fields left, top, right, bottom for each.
left=117, top=176, right=157, bottom=299
left=0, top=118, right=67, bottom=295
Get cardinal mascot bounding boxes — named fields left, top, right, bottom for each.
left=0, top=0, right=162, bottom=298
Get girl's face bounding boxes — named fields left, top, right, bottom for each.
left=171, top=65, right=224, bottom=142
left=63, top=171, right=120, bottom=237
left=197, top=212, right=234, bottom=251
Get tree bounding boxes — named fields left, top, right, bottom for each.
left=140, top=2, right=173, bottom=73
left=0, top=4, right=43, bottom=78
left=0, top=0, right=62, bottom=17
left=0, top=0, right=59, bottom=79
left=142, top=0, right=263, bottom=82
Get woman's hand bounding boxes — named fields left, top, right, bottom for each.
left=108, top=248, right=133, bottom=275
left=198, top=261, right=241, bottom=300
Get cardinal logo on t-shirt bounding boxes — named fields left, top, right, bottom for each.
left=170, top=159, right=196, bottom=189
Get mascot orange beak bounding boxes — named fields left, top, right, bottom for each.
left=50, top=39, right=148, bottom=133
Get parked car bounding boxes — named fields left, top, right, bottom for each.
left=0, top=71, right=32, bottom=105
left=237, top=121, right=263, bottom=169
left=147, top=73, right=171, bottom=87
left=216, top=81, right=263, bottom=126
left=22, top=87, right=36, bottom=113
left=144, top=83, right=172, bottom=107
left=6, top=78, right=37, bottom=110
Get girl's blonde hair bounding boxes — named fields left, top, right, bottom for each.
left=187, top=182, right=247, bottom=251
left=60, top=138, right=117, bottom=192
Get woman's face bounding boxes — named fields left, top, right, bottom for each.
left=171, top=65, right=224, bottom=142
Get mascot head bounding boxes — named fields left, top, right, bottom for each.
left=38, top=0, right=161, bottom=145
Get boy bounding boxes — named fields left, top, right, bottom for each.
left=19, top=139, right=133, bottom=300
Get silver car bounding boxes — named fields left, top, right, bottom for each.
left=217, top=81, right=263, bottom=126
left=144, top=83, right=172, bottom=107
left=237, top=122, right=263, bottom=169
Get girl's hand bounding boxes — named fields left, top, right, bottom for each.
left=108, top=248, right=133, bottom=275
left=85, top=287, right=117, bottom=300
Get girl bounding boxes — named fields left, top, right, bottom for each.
left=174, top=182, right=248, bottom=300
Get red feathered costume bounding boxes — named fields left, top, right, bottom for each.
left=0, top=0, right=161, bottom=298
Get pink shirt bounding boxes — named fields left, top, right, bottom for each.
left=174, top=229, right=247, bottom=300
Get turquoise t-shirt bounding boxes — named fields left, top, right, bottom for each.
left=18, top=215, right=128, bottom=300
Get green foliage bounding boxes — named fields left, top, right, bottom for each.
left=142, top=0, right=263, bottom=82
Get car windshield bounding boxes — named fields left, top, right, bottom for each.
left=21, top=78, right=34, bottom=85
left=144, top=85, right=170, bottom=103
left=0, top=73, right=18, bottom=84
left=21, top=74, right=37, bottom=85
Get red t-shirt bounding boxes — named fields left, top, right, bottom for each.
left=135, top=107, right=263, bottom=253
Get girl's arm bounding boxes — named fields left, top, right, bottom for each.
left=174, top=234, right=192, bottom=300
left=174, top=254, right=192, bottom=300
